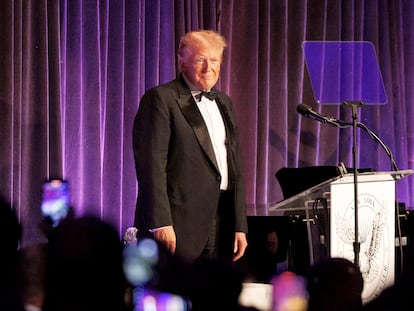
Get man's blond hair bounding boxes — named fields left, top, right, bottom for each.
left=178, top=30, right=227, bottom=57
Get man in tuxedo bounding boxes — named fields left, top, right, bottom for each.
left=133, top=30, right=248, bottom=264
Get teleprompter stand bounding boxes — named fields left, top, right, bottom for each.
left=301, top=41, right=389, bottom=267
left=343, top=100, right=364, bottom=266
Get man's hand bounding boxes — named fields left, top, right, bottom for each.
left=233, top=231, right=248, bottom=261
left=152, top=225, right=176, bottom=254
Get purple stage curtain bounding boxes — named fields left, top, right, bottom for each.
left=1, top=0, right=413, bottom=246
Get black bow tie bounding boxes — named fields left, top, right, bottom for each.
left=199, top=91, right=217, bottom=101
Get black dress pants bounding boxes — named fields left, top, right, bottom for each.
left=200, top=190, right=235, bottom=264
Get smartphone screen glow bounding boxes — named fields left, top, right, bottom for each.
left=41, top=179, right=69, bottom=227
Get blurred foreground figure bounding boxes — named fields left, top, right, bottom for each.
left=18, top=243, right=46, bottom=311
left=0, top=196, right=25, bottom=311
left=272, top=271, right=308, bottom=311
left=306, top=257, right=363, bottom=311
left=42, top=216, right=130, bottom=311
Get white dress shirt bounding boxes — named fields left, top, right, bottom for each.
left=193, top=91, right=229, bottom=190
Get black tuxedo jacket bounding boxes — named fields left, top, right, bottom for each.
left=133, top=74, right=248, bottom=260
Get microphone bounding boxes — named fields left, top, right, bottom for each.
left=296, top=104, right=351, bottom=126
left=297, top=104, right=331, bottom=123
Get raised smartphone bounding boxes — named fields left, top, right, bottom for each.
left=41, top=178, right=70, bottom=227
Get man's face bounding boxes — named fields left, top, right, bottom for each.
left=179, top=43, right=222, bottom=91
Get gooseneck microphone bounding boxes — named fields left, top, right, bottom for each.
left=296, top=103, right=399, bottom=171
left=297, top=104, right=331, bottom=123
left=296, top=104, right=351, bottom=127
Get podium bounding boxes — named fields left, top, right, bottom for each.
left=268, top=169, right=413, bottom=303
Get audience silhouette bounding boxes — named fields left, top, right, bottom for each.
left=7, top=188, right=414, bottom=311
left=188, top=258, right=245, bottom=311
left=41, top=216, right=130, bottom=311
left=17, top=243, right=46, bottom=311
left=0, top=196, right=25, bottom=311
left=305, top=257, right=364, bottom=311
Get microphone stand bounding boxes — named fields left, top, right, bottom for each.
left=343, top=100, right=364, bottom=268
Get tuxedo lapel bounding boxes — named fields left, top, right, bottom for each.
left=177, top=94, right=220, bottom=174
left=216, top=96, right=237, bottom=143
left=216, top=96, right=238, bottom=189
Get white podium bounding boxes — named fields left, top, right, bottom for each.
left=269, top=169, right=413, bottom=303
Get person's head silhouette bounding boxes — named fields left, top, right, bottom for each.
left=0, top=196, right=24, bottom=311
left=42, top=216, right=128, bottom=311
left=306, top=257, right=363, bottom=311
